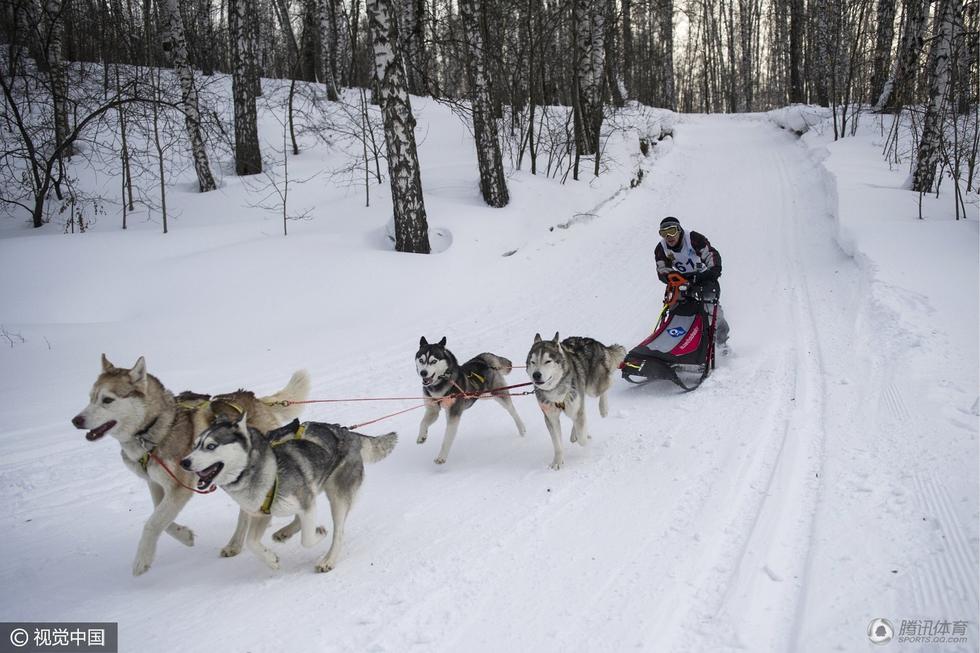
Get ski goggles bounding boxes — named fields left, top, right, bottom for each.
left=659, top=225, right=681, bottom=238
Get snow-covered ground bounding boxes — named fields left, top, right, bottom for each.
left=0, top=87, right=976, bottom=652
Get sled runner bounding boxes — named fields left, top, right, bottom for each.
left=620, top=272, right=719, bottom=391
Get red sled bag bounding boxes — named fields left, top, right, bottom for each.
left=621, top=273, right=718, bottom=391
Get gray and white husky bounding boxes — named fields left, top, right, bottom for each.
left=415, top=337, right=527, bottom=464
left=71, top=355, right=310, bottom=575
left=182, top=416, right=397, bottom=572
left=525, top=333, right=626, bottom=470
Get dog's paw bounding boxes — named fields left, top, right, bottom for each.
left=132, top=556, right=153, bottom=576
left=262, top=552, right=280, bottom=570
left=169, top=525, right=195, bottom=547
left=417, top=434, right=428, bottom=444
left=272, top=529, right=295, bottom=543
left=570, top=433, right=578, bottom=443
left=549, top=458, right=564, bottom=471
left=220, top=544, right=242, bottom=557
left=434, top=456, right=446, bottom=464
left=314, top=561, right=334, bottom=573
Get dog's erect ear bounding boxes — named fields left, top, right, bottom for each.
left=235, top=411, right=250, bottom=443
left=129, top=356, right=148, bottom=391
left=101, top=353, right=114, bottom=372
left=420, top=336, right=428, bottom=347
left=438, top=337, right=447, bottom=347
left=534, top=333, right=542, bottom=344
left=552, top=332, right=560, bottom=343
left=210, top=399, right=241, bottom=424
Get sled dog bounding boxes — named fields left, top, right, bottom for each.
left=71, top=355, right=309, bottom=575
left=525, top=333, right=626, bottom=470
left=415, top=336, right=526, bottom=464
left=182, top=416, right=397, bottom=572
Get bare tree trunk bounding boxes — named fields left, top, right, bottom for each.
left=660, top=0, right=675, bottom=109
left=319, top=0, right=340, bottom=99
left=229, top=0, right=262, bottom=174
left=299, top=0, right=320, bottom=81
left=737, top=0, right=757, bottom=111
left=273, top=0, right=301, bottom=73
left=574, top=0, right=604, bottom=156
left=45, top=0, right=72, bottom=157
left=812, top=0, right=834, bottom=106
left=163, top=0, right=216, bottom=191
left=876, top=0, right=927, bottom=111
left=912, top=0, right=956, bottom=192
left=868, top=0, right=897, bottom=104
left=460, top=0, right=509, bottom=206
left=789, top=0, right=804, bottom=102
left=367, top=0, right=430, bottom=254
left=397, top=0, right=426, bottom=95
left=622, top=0, right=633, bottom=99
left=603, top=0, right=624, bottom=106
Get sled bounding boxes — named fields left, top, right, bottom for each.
left=620, top=272, right=719, bottom=392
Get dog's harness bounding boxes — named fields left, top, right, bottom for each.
left=271, top=422, right=307, bottom=447
left=133, top=409, right=217, bottom=495
left=258, top=422, right=307, bottom=514
left=260, top=476, right=279, bottom=515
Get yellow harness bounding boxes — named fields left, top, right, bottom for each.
left=262, top=422, right=308, bottom=514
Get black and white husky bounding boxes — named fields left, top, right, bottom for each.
left=415, top=337, right=526, bottom=464
left=182, top=416, right=396, bottom=573
left=525, top=333, right=626, bottom=470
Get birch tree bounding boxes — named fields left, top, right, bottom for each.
left=459, top=0, right=509, bottom=207
left=319, top=0, right=341, bottom=100
left=367, top=0, right=431, bottom=253
left=875, top=0, right=928, bottom=111
left=398, top=0, right=427, bottom=95
left=573, top=0, right=605, bottom=156
left=229, top=0, right=262, bottom=174
left=868, top=0, right=897, bottom=104
left=912, top=0, right=957, bottom=192
left=163, top=0, right=216, bottom=191
left=660, top=0, right=675, bottom=110
left=44, top=0, right=71, bottom=156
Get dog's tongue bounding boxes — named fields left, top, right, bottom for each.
left=85, top=421, right=116, bottom=441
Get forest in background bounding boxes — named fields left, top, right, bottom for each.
left=2, top=0, right=978, bottom=249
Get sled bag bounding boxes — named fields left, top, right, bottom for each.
left=628, top=302, right=710, bottom=366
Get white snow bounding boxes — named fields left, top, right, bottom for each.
left=0, top=86, right=976, bottom=653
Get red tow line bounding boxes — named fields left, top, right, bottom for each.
left=148, top=450, right=218, bottom=495
left=279, top=381, right=537, bottom=430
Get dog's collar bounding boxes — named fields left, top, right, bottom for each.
left=134, top=416, right=161, bottom=453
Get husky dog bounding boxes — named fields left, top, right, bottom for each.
left=415, top=336, right=526, bottom=464
left=525, top=333, right=626, bottom=470
left=71, top=355, right=309, bottom=575
left=182, top=416, right=397, bottom=572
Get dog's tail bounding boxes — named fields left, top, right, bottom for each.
left=261, top=370, right=311, bottom=423
left=607, top=344, right=627, bottom=370
left=360, top=431, right=398, bottom=464
left=477, top=353, right=513, bottom=375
